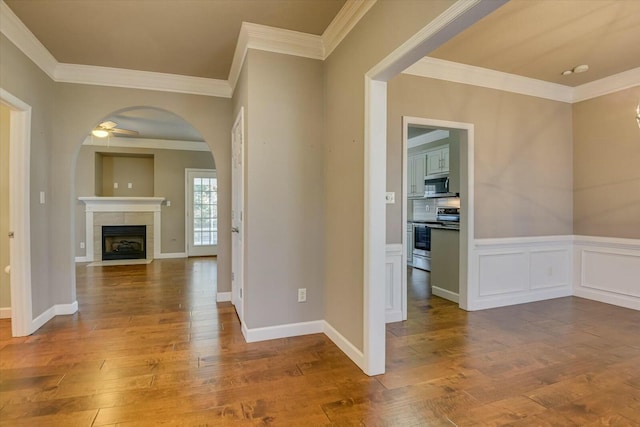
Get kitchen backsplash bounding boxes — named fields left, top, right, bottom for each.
left=410, top=197, right=460, bottom=221
left=412, top=199, right=437, bottom=221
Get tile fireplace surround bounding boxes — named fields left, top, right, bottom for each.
left=78, top=197, right=165, bottom=262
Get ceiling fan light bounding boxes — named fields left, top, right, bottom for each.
left=92, top=129, right=109, bottom=138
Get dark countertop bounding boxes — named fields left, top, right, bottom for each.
left=408, top=220, right=459, bottom=231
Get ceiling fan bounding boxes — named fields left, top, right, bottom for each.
left=92, top=121, right=139, bottom=138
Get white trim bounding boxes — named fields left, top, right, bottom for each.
left=154, top=252, right=187, bottom=259
left=573, top=235, right=640, bottom=311
left=363, top=77, right=387, bottom=376
left=404, top=57, right=573, bottom=103
left=401, top=116, right=475, bottom=315
left=364, top=0, right=505, bottom=377
left=0, top=88, right=33, bottom=338
left=228, top=22, right=323, bottom=92
left=323, top=320, right=366, bottom=372
left=216, top=292, right=232, bottom=302
left=323, top=0, right=377, bottom=58
left=79, top=197, right=165, bottom=211
left=55, top=63, right=232, bottom=97
left=30, top=301, right=78, bottom=333
left=242, top=320, right=324, bottom=343
left=0, top=1, right=57, bottom=79
left=572, top=68, right=640, bottom=103
left=2, top=0, right=635, bottom=103
left=431, top=286, right=459, bottom=303
left=385, top=244, right=403, bottom=323
left=0, top=307, right=10, bottom=319
left=82, top=136, right=211, bottom=152
left=469, top=235, right=573, bottom=311
left=74, top=256, right=89, bottom=263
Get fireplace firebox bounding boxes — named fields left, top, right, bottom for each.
left=102, top=225, right=147, bottom=260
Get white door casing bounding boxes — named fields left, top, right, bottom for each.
left=0, top=88, right=33, bottom=337
left=186, top=169, right=218, bottom=257
left=231, top=107, right=245, bottom=323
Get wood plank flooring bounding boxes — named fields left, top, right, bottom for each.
left=1, top=259, right=639, bottom=425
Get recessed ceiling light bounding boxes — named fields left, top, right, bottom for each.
left=573, top=64, right=589, bottom=73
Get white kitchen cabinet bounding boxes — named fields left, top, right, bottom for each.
left=426, top=146, right=449, bottom=176
left=407, top=153, right=426, bottom=198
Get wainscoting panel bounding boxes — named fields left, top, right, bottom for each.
left=574, top=236, right=640, bottom=311
left=385, top=244, right=403, bottom=323
left=470, top=236, right=573, bottom=310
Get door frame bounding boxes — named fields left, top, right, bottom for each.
left=401, top=116, right=474, bottom=321
left=362, top=0, right=506, bottom=376
left=185, top=168, right=218, bottom=257
left=0, top=88, right=33, bottom=337
left=231, top=107, right=245, bottom=324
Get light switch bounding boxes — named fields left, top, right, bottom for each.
left=39, top=191, right=45, bottom=204
left=114, top=182, right=118, bottom=189
left=385, top=192, right=395, bottom=204
left=166, top=200, right=171, bottom=207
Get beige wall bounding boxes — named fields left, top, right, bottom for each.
left=323, top=0, right=458, bottom=350
left=1, top=34, right=55, bottom=317
left=75, top=145, right=215, bottom=256
left=243, top=49, right=325, bottom=328
left=573, top=86, right=640, bottom=238
left=387, top=74, right=574, bottom=242
left=0, top=104, right=10, bottom=309
left=99, top=154, right=154, bottom=197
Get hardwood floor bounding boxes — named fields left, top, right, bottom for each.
left=1, top=259, right=639, bottom=426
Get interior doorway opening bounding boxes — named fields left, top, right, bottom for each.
left=401, top=117, right=474, bottom=322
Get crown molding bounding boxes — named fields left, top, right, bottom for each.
left=403, top=56, right=574, bottom=103
left=82, top=136, right=211, bottom=152
left=56, top=63, right=232, bottom=97
left=0, top=0, right=57, bottom=79
left=323, top=0, right=377, bottom=58
left=572, top=67, right=640, bottom=103
left=227, top=0, right=376, bottom=92
left=227, top=21, right=324, bottom=91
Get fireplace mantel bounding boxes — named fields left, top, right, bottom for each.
left=78, top=197, right=165, bottom=261
left=79, top=197, right=165, bottom=212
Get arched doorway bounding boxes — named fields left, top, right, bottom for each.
left=72, top=106, right=218, bottom=291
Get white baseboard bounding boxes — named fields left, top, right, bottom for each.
left=74, top=256, right=89, bottom=263
left=31, top=301, right=79, bottom=334
left=432, top=286, right=459, bottom=303
left=216, top=292, right=231, bottom=302
left=574, top=235, right=640, bottom=311
left=323, top=320, right=365, bottom=372
left=154, top=252, right=187, bottom=259
left=243, top=320, right=324, bottom=343
left=0, top=307, right=11, bottom=319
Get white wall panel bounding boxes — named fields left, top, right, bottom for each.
left=385, top=244, right=403, bottom=323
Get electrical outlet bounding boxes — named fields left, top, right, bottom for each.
left=128, top=182, right=132, bottom=189
left=80, top=242, right=85, bottom=249
left=114, top=182, right=118, bottom=189
left=166, top=200, right=171, bottom=207
left=385, top=192, right=395, bottom=204
left=298, top=288, right=307, bottom=303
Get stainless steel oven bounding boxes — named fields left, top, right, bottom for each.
left=412, top=223, right=431, bottom=271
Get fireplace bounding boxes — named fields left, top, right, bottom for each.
left=102, top=225, right=147, bottom=260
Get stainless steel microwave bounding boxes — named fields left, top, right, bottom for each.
left=424, top=173, right=458, bottom=198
